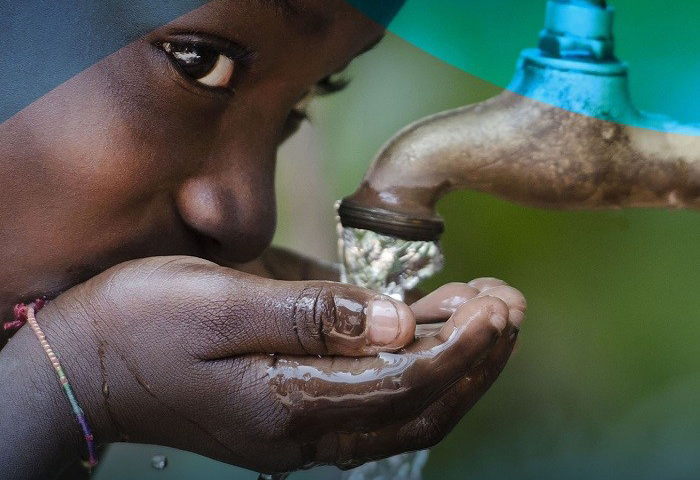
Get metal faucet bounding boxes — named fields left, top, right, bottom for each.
left=339, top=0, right=700, bottom=241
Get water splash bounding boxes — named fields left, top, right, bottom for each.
left=336, top=205, right=444, bottom=480
left=337, top=224, right=443, bottom=300
left=342, top=451, right=430, bottom=480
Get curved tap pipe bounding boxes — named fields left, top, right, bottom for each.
left=339, top=1, right=700, bottom=241
left=340, top=91, right=700, bottom=238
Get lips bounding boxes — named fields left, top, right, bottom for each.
left=6, top=262, right=107, bottom=318
left=11, top=287, right=64, bottom=316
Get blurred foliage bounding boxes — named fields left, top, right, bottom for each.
left=310, top=12, right=700, bottom=476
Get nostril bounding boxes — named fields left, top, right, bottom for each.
left=176, top=176, right=276, bottom=265
left=174, top=215, right=221, bottom=259
left=179, top=216, right=264, bottom=267
left=193, top=231, right=224, bottom=260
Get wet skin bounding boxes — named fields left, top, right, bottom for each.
left=0, top=0, right=526, bottom=477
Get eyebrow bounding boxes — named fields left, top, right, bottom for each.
left=256, top=0, right=332, bottom=36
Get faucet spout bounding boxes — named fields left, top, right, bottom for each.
left=339, top=0, right=700, bottom=241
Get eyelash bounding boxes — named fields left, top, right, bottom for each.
left=158, top=34, right=350, bottom=133
left=290, top=74, right=351, bottom=123
left=159, top=37, right=349, bottom=99
left=315, top=75, right=350, bottom=96
left=157, top=35, right=254, bottom=92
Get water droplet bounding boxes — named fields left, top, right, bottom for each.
left=150, top=454, right=168, bottom=470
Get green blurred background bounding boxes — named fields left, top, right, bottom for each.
left=97, top=1, right=700, bottom=478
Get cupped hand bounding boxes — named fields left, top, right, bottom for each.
left=32, top=256, right=524, bottom=474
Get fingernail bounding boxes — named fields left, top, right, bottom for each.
left=510, top=309, right=525, bottom=328
left=368, top=298, right=400, bottom=345
left=489, top=313, right=507, bottom=331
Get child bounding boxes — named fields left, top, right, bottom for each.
left=0, top=1, right=525, bottom=477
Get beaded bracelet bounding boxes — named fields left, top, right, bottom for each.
left=25, top=302, right=99, bottom=469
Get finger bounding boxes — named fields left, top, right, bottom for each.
left=402, top=287, right=425, bottom=306
left=416, top=282, right=526, bottom=338
left=409, top=282, right=480, bottom=323
left=468, top=277, right=507, bottom=291
left=186, top=265, right=416, bottom=359
left=314, top=319, right=519, bottom=467
left=410, top=280, right=525, bottom=322
left=394, top=321, right=517, bottom=450
left=263, top=296, right=510, bottom=438
left=410, top=295, right=510, bottom=347
left=477, top=285, right=527, bottom=327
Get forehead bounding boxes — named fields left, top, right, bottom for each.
left=253, top=0, right=404, bottom=33
left=163, top=0, right=383, bottom=38
left=0, top=0, right=393, bottom=123
left=155, top=0, right=385, bottom=72
left=254, top=0, right=336, bottom=36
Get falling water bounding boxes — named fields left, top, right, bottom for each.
left=336, top=205, right=444, bottom=480
left=337, top=225, right=444, bottom=300
left=258, top=209, right=443, bottom=480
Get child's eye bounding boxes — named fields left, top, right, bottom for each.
left=162, top=42, right=235, bottom=89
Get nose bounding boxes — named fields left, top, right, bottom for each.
left=176, top=162, right=277, bottom=265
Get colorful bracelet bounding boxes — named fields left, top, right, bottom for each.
left=2, top=299, right=44, bottom=334
left=25, top=302, right=99, bottom=469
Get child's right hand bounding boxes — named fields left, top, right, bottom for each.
left=13, top=255, right=524, bottom=475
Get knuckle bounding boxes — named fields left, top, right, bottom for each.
left=293, top=284, right=336, bottom=354
left=399, top=401, right=463, bottom=451
left=323, top=291, right=342, bottom=340
left=479, top=285, right=527, bottom=311
left=457, top=295, right=508, bottom=321
left=330, top=431, right=366, bottom=469
left=440, top=282, right=480, bottom=301
left=404, top=416, right=449, bottom=450
left=480, top=295, right=510, bottom=316
left=313, top=285, right=338, bottom=334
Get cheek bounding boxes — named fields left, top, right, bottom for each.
left=24, top=43, right=228, bottom=209
left=3, top=37, right=286, bottom=276
left=0, top=44, right=231, bottom=272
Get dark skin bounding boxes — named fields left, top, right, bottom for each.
left=0, top=0, right=526, bottom=477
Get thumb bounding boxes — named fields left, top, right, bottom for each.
left=187, top=265, right=416, bottom=359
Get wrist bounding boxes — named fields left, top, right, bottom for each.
left=0, top=326, right=83, bottom=478
left=0, top=303, right=114, bottom=477
left=34, top=301, right=118, bottom=445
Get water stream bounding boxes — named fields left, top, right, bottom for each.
left=258, top=210, right=443, bottom=480
left=336, top=207, right=444, bottom=480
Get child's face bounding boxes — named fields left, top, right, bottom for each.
left=0, top=0, right=384, bottom=310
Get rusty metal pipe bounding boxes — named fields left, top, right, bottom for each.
left=339, top=0, right=699, bottom=240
